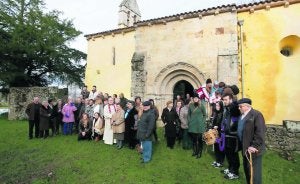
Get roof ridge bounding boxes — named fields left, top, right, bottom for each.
left=85, top=0, right=300, bottom=38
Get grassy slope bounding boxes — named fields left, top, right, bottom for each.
left=0, top=118, right=299, bottom=184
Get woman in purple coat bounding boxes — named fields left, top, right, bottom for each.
left=62, top=97, right=77, bottom=135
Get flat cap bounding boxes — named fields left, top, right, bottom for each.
left=237, top=98, right=252, bottom=105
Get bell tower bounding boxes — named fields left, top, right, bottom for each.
left=118, top=0, right=141, bottom=28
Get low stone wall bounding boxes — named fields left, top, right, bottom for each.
left=8, top=87, right=68, bottom=120
left=266, top=121, right=300, bottom=157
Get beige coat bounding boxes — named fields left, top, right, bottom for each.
left=112, top=110, right=125, bottom=133
left=92, top=117, right=104, bottom=135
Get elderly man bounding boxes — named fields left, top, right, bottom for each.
left=137, top=101, right=155, bottom=163
left=237, top=98, right=266, bottom=184
left=25, top=97, right=41, bottom=139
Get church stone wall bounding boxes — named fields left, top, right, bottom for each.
left=85, top=31, right=135, bottom=98
left=238, top=3, right=300, bottom=125
left=134, top=12, right=238, bottom=112
left=8, top=87, right=68, bottom=120
left=131, top=52, right=146, bottom=98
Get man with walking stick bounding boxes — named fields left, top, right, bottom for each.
left=237, top=98, right=266, bottom=184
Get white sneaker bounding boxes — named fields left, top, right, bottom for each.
left=214, top=162, right=223, bottom=168
left=221, top=169, right=230, bottom=175
left=224, top=172, right=239, bottom=180
left=211, top=161, right=217, bottom=166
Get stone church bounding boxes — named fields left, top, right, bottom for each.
left=85, top=0, right=300, bottom=125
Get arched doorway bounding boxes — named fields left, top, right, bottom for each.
left=151, top=62, right=206, bottom=114
left=173, top=80, right=194, bottom=101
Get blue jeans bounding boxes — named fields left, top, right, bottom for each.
left=141, top=140, right=152, bottom=162
left=63, top=122, right=73, bottom=135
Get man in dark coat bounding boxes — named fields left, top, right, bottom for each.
left=48, top=99, right=58, bottom=136
left=74, top=97, right=83, bottom=133
left=149, top=99, right=159, bottom=142
left=124, top=100, right=138, bottom=149
left=81, top=85, right=90, bottom=100
left=222, top=93, right=241, bottom=180
left=237, top=98, right=266, bottom=184
left=25, top=97, right=41, bottom=139
left=39, top=101, right=51, bottom=138
left=119, top=93, right=128, bottom=111
left=137, top=101, right=155, bottom=163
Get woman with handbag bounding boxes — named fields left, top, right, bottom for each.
left=91, top=112, right=104, bottom=142
left=161, top=101, right=179, bottom=149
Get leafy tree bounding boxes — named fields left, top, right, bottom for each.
left=0, top=0, right=86, bottom=91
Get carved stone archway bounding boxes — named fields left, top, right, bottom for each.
left=154, top=62, right=205, bottom=94
left=152, top=62, right=206, bottom=113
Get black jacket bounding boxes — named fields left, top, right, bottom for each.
left=48, top=105, right=58, bottom=119
left=223, top=102, right=241, bottom=151
left=78, top=119, right=92, bottom=135
left=137, top=110, right=155, bottom=141
left=240, top=109, right=266, bottom=156
left=212, top=110, right=223, bottom=132
left=161, top=108, right=179, bottom=137
left=39, top=106, right=50, bottom=130
left=223, top=102, right=240, bottom=136
left=125, top=108, right=138, bottom=130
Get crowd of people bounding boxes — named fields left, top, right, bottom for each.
left=25, top=80, right=266, bottom=184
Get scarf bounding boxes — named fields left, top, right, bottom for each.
left=108, top=104, right=116, bottom=113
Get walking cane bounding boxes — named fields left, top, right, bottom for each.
left=245, top=150, right=253, bottom=184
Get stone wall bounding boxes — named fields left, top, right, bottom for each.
left=0, top=92, right=8, bottom=106
left=8, top=87, right=68, bottom=120
left=133, top=11, right=238, bottom=113
left=266, top=121, right=300, bottom=157
left=131, top=52, right=146, bottom=98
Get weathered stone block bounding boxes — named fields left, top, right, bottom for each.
left=283, top=120, right=300, bottom=133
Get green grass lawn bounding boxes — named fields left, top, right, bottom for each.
left=0, top=118, right=299, bottom=184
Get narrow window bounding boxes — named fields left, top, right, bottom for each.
left=112, top=47, right=116, bottom=65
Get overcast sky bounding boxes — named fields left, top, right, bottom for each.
left=44, top=0, right=254, bottom=53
